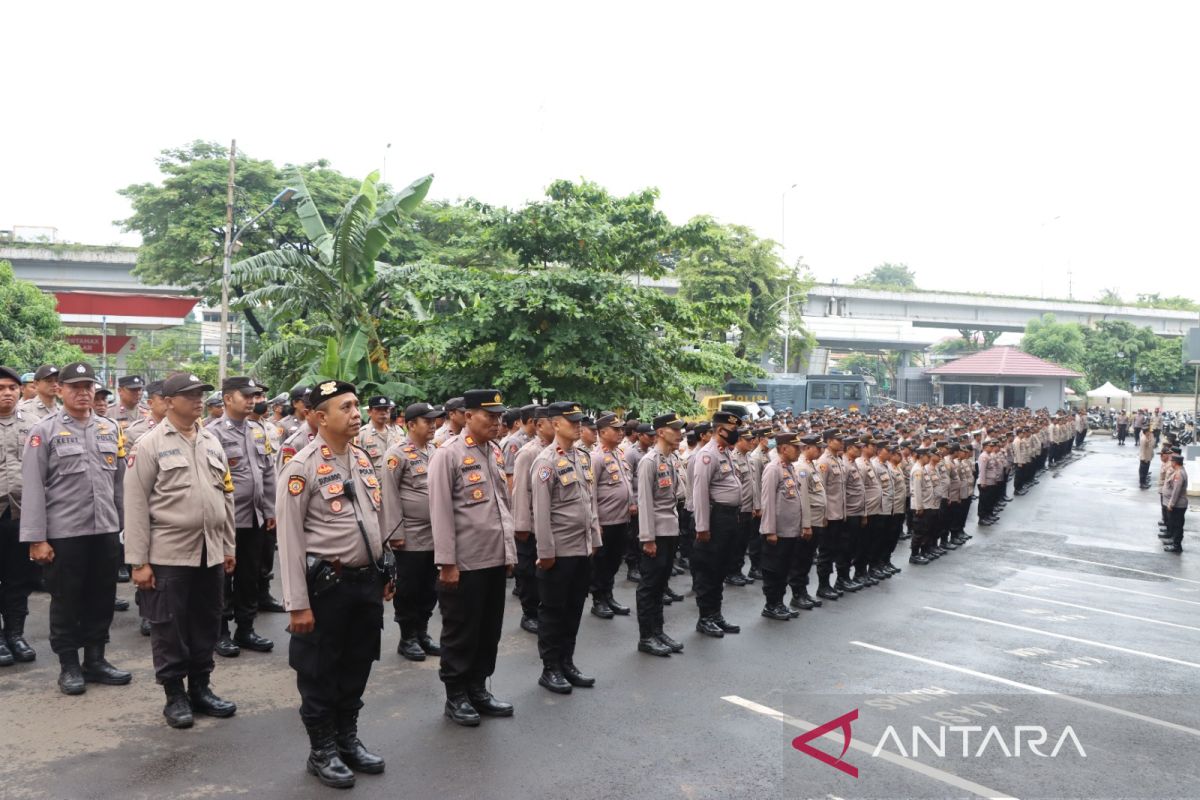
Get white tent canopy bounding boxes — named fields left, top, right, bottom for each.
left=1086, top=381, right=1131, bottom=399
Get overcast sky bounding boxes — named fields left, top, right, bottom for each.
left=4, top=1, right=1198, bottom=303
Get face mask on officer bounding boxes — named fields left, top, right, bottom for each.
left=718, top=426, right=739, bottom=446
left=252, top=401, right=269, bottom=415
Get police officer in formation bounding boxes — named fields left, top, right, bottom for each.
left=276, top=380, right=393, bottom=788
left=21, top=361, right=130, bottom=695
left=689, top=410, right=744, bottom=638
left=0, top=366, right=35, bottom=666
left=588, top=411, right=635, bottom=620
left=382, top=402, right=444, bottom=661
left=635, top=413, right=687, bottom=655
left=124, top=372, right=237, bottom=728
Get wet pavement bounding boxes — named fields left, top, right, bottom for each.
left=2, top=434, right=1197, bottom=799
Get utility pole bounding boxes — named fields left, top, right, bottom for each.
left=782, top=283, right=791, bottom=373
left=219, top=139, right=236, bottom=384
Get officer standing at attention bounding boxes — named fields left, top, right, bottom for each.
left=210, top=377, right=277, bottom=657
left=635, top=413, right=687, bottom=657
left=1137, top=427, right=1154, bottom=489
left=791, top=434, right=829, bottom=608
left=690, top=410, right=744, bottom=638
left=429, top=389, right=517, bottom=727
left=499, top=405, right=535, bottom=491
left=277, top=380, right=394, bottom=788
left=357, top=396, right=396, bottom=473
left=759, top=432, right=806, bottom=621
left=17, top=364, right=60, bottom=421
left=530, top=402, right=601, bottom=694
left=511, top=405, right=554, bottom=634
left=113, top=375, right=148, bottom=429
left=124, top=381, right=167, bottom=446
left=124, top=372, right=238, bottom=728
left=589, top=412, right=635, bottom=621
left=93, top=387, right=113, bottom=417
left=21, top=361, right=131, bottom=695
left=818, top=431, right=857, bottom=593
left=278, top=385, right=310, bottom=439
left=433, top=396, right=466, bottom=447
left=1163, top=454, right=1188, bottom=553
left=382, top=401, right=445, bottom=661
left=0, top=366, right=35, bottom=665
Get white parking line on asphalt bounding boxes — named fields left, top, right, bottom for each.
left=721, top=695, right=1020, bottom=800
left=1000, top=567, right=1200, bottom=606
left=964, top=584, right=1200, bottom=633
left=850, top=642, right=1200, bottom=739
left=924, top=607, right=1200, bottom=669
left=1016, top=550, right=1200, bottom=585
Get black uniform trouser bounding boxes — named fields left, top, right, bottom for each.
left=0, top=509, right=36, bottom=624
left=636, top=536, right=677, bottom=638
left=44, top=532, right=120, bottom=655
left=1167, top=507, right=1186, bottom=546
left=392, top=549, right=437, bottom=637
left=761, top=536, right=804, bottom=606
left=832, top=517, right=858, bottom=579
left=138, top=557, right=223, bottom=683
left=290, top=571, right=383, bottom=727
left=1139, top=460, right=1151, bottom=486
left=729, top=511, right=755, bottom=577
left=978, top=485, right=992, bottom=519
left=1117, top=425, right=1128, bottom=444
left=259, top=527, right=277, bottom=597
left=624, top=523, right=641, bottom=570
left=864, top=515, right=888, bottom=568
left=691, top=504, right=738, bottom=618
left=746, top=514, right=762, bottom=571
left=223, top=521, right=264, bottom=630
left=677, top=502, right=694, bottom=561
left=788, top=527, right=824, bottom=595
left=514, top=534, right=539, bottom=619
left=884, top=514, right=904, bottom=561
left=850, top=516, right=874, bottom=572
left=591, top=522, right=628, bottom=600
left=438, top=565, right=505, bottom=695
left=914, top=508, right=940, bottom=550
left=536, top=555, right=591, bottom=670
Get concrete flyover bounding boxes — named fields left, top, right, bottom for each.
left=803, top=283, right=1198, bottom=337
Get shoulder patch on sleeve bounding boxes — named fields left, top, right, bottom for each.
left=287, top=476, right=306, bottom=496
left=538, top=465, right=553, bottom=482
left=702, top=454, right=711, bottom=465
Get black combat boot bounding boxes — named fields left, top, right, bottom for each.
left=188, top=674, right=237, bottom=717
left=306, top=720, right=356, bottom=787
left=162, top=679, right=193, bottom=728
left=81, top=644, right=131, bottom=685
left=4, top=615, right=35, bottom=662
left=335, top=710, right=385, bottom=774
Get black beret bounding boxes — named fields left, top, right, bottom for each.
left=311, top=379, right=357, bottom=408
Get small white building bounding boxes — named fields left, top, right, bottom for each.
left=925, top=346, right=1082, bottom=410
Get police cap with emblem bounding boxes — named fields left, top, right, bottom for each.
left=548, top=401, right=585, bottom=421
left=404, top=402, right=445, bottom=422
left=34, top=364, right=60, bottom=382
left=0, top=366, right=21, bottom=384
left=146, top=380, right=165, bottom=397
left=444, top=397, right=466, bottom=413
left=712, top=410, right=740, bottom=426
left=118, top=375, right=145, bottom=389
left=163, top=372, right=215, bottom=396
left=800, top=434, right=821, bottom=446
left=60, top=362, right=97, bottom=385
left=595, top=411, right=622, bottom=429
left=635, top=422, right=656, bottom=435
left=311, top=380, right=358, bottom=409
left=652, top=412, right=686, bottom=431
left=463, top=389, right=507, bottom=413
left=367, top=395, right=394, bottom=410
left=222, top=376, right=264, bottom=395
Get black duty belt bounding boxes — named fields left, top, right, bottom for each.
left=710, top=502, right=738, bottom=513
left=340, top=565, right=378, bottom=582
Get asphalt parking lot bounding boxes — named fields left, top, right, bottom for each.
left=2, top=434, right=1197, bottom=800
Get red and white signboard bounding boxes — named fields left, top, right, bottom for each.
left=66, top=334, right=135, bottom=355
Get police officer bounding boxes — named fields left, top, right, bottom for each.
left=909, top=447, right=936, bottom=564
left=791, top=434, right=830, bottom=607
left=210, top=376, right=277, bottom=657
left=759, top=432, right=806, bottom=621
left=531, top=402, right=600, bottom=693
left=125, top=372, right=238, bottom=728
left=635, top=412, right=686, bottom=657
left=433, top=396, right=466, bottom=447
left=93, top=387, right=113, bottom=417
left=204, top=393, right=224, bottom=424
left=278, top=385, right=310, bottom=439
left=499, top=404, right=535, bottom=491
left=0, top=366, right=35, bottom=665
left=277, top=380, right=393, bottom=788
left=277, top=390, right=317, bottom=474
left=818, top=430, right=859, bottom=592
left=690, top=410, right=743, bottom=638
left=429, top=389, right=517, bottom=727
left=113, top=375, right=148, bottom=429
left=1162, top=454, right=1188, bottom=553
left=21, top=361, right=130, bottom=695
left=623, top=423, right=654, bottom=583
left=589, top=411, right=635, bottom=620
left=382, top=401, right=444, bottom=661
left=358, top=396, right=396, bottom=473
left=125, top=381, right=167, bottom=446
left=511, top=404, right=554, bottom=634
left=727, top=426, right=758, bottom=587
left=17, top=364, right=60, bottom=421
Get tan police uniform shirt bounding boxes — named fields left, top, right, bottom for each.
left=209, top=415, right=276, bottom=528
left=276, top=435, right=385, bottom=612
left=428, top=432, right=516, bottom=571
left=20, top=410, right=125, bottom=541
left=0, top=411, right=34, bottom=519
left=381, top=439, right=434, bottom=551
left=531, top=441, right=601, bottom=558
left=16, top=396, right=59, bottom=422
left=690, top=438, right=742, bottom=533
left=637, top=447, right=679, bottom=542
left=122, top=418, right=235, bottom=568
left=591, top=444, right=634, bottom=527
left=760, top=459, right=804, bottom=538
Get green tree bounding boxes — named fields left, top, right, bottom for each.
left=1096, top=288, right=1124, bottom=306
left=0, top=261, right=83, bottom=369
left=232, top=170, right=433, bottom=396
left=674, top=218, right=810, bottom=361
left=1136, top=337, right=1193, bottom=393
left=1020, top=313, right=1086, bottom=374
left=492, top=179, right=675, bottom=277
left=1135, top=293, right=1200, bottom=311
left=117, top=141, right=363, bottom=304
left=852, top=263, right=917, bottom=291
left=1081, top=320, right=1157, bottom=389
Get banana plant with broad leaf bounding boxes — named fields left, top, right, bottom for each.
left=232, top=169, right=432, bottom=398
